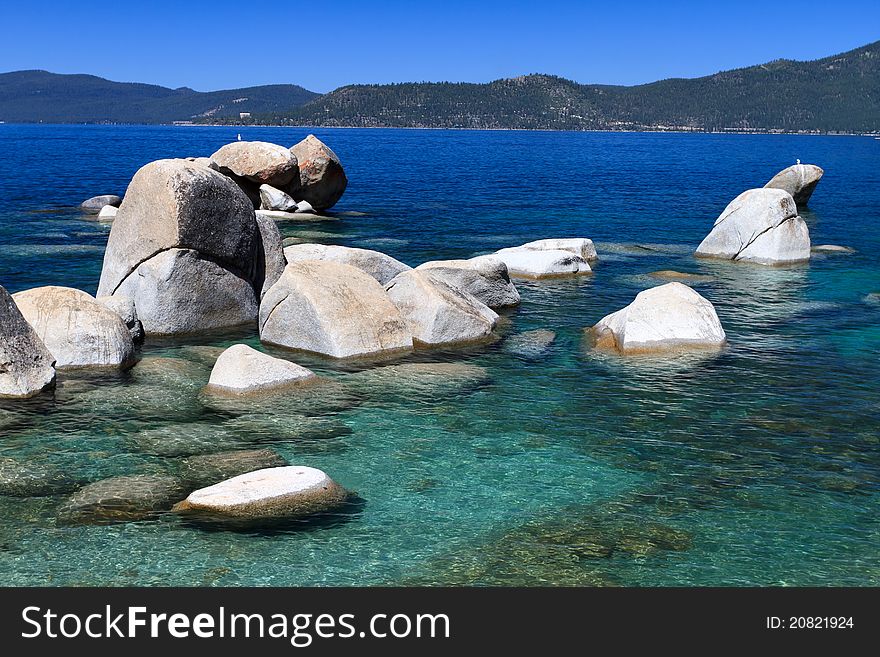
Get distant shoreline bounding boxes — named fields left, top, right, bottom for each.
left=3, top=122, right=878, bottom=137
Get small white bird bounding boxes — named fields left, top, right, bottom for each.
left=237, top=133, right=242, bottom=141
left=796, top=158, right=801, bottom=165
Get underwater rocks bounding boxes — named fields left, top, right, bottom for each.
left=347, top=361, right=490, bottom=401
left=96, top=159, right=264, bottom=334
left=695, top=188, right=810, bottom=265
left=416, top=257, right=520, bottom=309
left=283, top=244, right=411, bottom=285
left=764, top=163, right=824, bottom=207
left=173, top=465, right=350, bottom=525
left=0, top=457, right=83, bottom=497
left=288, top=134, right=348, bottom=211
left=58, top=474, right=189, bottom=524
left=80, top=194, right=121, bottom=214
left=205, top=344, right=316, bottom=395
left=13, top=286, right=136, bottom=369
left=130, top=422, right=243, bottom=457
left=0, top=284, right=56, bottom=398
left=811, top=244, right=855, bottom=254
left=178, top=449, right=288, bottom=490
left=503, top=329, right=557, bottom=358
left=385, top=269, right=499, bottom=346
left=647, top=270, right=713, bottom=283
left=591, top=282, right=726, bottom=354
left=260, top=260, right=413, bottom=358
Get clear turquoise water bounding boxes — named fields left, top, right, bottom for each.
left=0, top=125, right=878, bottom=586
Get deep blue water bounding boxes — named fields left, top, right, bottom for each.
left=0, top=124, right=878, bottom=586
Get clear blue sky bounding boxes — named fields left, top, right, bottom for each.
left=1, top=0, right=877, bottom=92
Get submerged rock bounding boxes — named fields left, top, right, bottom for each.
left=13, top=286, right=135, bottom=369
left=283, top=244, right=410, bottom=285
left=97, top=294, right=144, bottom=343
left=385, top=269, right=498, bottom=346
left=811, top=244, right=855, bottom=254
left=591, top=282, right=726, bottom=354
left=58, top=474, right=188, bottom=524
left=0, top=284, right=56, bottom=398
left=764, top=163, right=823, bottom=206
left=206, top=344, right=316, bottom=395
left=131, top=422, right=242, bottom=457
left=173, top=466, right=350, bottom=525
left=259, top=184, right=298, bottom=212
left=256, top=210, right=336, bottom=222
left=504, top=329, right=557, bottom=358
left=491, top=247, right=591, bottom=278
left=80, top=194, right=121, bottom=214
left=179, top=449, right=288, bottom=489
left=223, top=414, right=353, bottom=442
left=0, top=458, right=82, bottom=497
left=347, top=361, right=490, bottom=402
left=416, top=257, right=520, bottom=309
left=648, top=270, right=713, bottom=283
left=695, top=188, right=810, bottom=265
left=211, top=141, right=299, bottom=189
left=260, top=260, right=413, bottom=358
left=288, top=135, right=347, bottom=211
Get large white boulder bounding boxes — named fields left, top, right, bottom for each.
left=259, top=184, right=298, bottom=212
left=260, top=260, right=413, bottom=358
left=520, top=238, right=598, bottom=262
left=385, top=269, right=498, bottom=346
left=80, top=194, right=121, bottom=214
left=283, top=244, right=410, bottom=285
left=591, top=282, right=726, bottom=354
left=0, top=285, right=56, bottom=398
left=97, top=205, right=118, bottom=221
left=491, top=247, right=591, bottom=278
left=696, top=188, right=810, bottom=265
left=205, top=344, right=316, bottom=395
left=97, top=159, right=261, bottom=334
left=13, top=286, right=135, bottom=369
left=416, top=257, right=520, bottom=309
left=764, top=163, right=823, bottom=206
left=114, top=249, right=258, bottom=335
left=288, top=135, right=347, bottom=211
left=173, top=466, right=350, bottom=524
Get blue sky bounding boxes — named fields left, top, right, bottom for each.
left=1, top=0, right=877, bottom=92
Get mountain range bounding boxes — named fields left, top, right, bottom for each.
left=2, top=40, right=878, bottom=132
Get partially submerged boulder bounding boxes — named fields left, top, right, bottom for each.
left=0, top=285, right=56, bottom=398
left=113, top=248, right=258, bottom=335
left=283, top=244, right=410, bottom=285
left=503, top=329, right=557, bottom=358
left=591, top=282, right=726, bottom=354
left=173, top=466, right=350, bottom=525
left=491, top=247, right=592, bottom=278
left=416, top=257, right=520, bottom=308
left=96, top=159, right=261, bottom=334
left=80, top=194, right=121, bottom=214
left=58, top=474, right=188, bottom=524
left=179, top=449, right=288, bottom=490
left=260, top=260, right=413, bottom=358
left=211, top=141, right=299, bottom=189
left=254, top=212, right=287, bottom=299
left=385, top=269, right=498, bottom=346
left=13, top=286, right=135, bottom=369
left=97, top=294, right=144, bottom=343
left=288, top=135, right=347, bottom=211
left=764, top=163, right=824, bottom=206
left=695, top=188, right=810, bottom=265
left=520, top=238, right=598, bottom=262
left=205, top=344, right=316, bottom=395
left=259, top=184, right=298, bottom=212
left=97, top=205, right=118, bottom=221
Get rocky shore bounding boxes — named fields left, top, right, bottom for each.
left=0, top=143, right=840, bottom=529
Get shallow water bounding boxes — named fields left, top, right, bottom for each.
left=0, top=125, right=878, bottom=586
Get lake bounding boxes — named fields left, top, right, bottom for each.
left=0, top=124, right=878, bottom=586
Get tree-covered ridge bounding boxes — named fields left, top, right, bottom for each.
left=268, top=40, right=880, bottom=132
left=0, top=70, right=319, bottom=124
